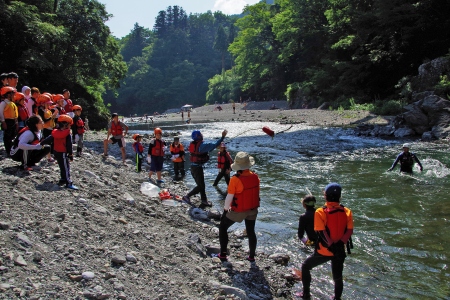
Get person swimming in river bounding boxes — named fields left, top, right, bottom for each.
left=388, top=143, right=423, bottom=174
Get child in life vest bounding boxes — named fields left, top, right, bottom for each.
left=213, top=142, right=233, bottom=186
left=170, top=136, right=185, bottom=180
left=13, top=92, right=30, bottom=132
left=71, top=105, right=86, bottom=157
left=132, top=133, right=144, bottom=172
left=52, top=115, right=78, bottom=190
left=147, top=127, right=166, bottom=183
left=37, top=94, right=57, bottom=163
left=298, top=195, right=318, bottom=246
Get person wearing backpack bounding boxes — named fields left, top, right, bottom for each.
left=10, top=115, right=51, bottom=171
left=299, top=183, right=354, bottom=300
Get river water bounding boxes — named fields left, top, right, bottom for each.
left=131, top=121, right=449, bottom=299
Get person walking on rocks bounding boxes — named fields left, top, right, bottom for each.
left=213, top=142, right=233, bottom=186
left=218, top=152, right=260, bottom=261
left=299, top=183, right=354, bottom=300
left=182, top=129, right=227, bottom=206
left=170, top=136, right=185, bottom=180
left=103, top=113, right=128, bottom=164
left=147, top=127, right=166, bottom=183
left=387, top=143, right=423, bottom=174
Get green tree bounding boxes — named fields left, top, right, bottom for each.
left=121, top=23, right=153, bottom=62
left=213, top=25, right=229, bottom=72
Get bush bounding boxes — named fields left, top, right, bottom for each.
left=373, top=99, right=403, bottom=115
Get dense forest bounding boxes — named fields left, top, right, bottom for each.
left=1, top=0, right=450, bottom=123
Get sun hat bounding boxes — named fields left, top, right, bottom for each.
left=324, top=182, right=342, bottom=202
left=402, top=143, right=411, bottom=149
left=231, top=152, right=255, bottom=171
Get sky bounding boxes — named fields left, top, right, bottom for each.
left=99, top=0, right=261, bottom=38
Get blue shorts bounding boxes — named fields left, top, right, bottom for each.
left=150, top=156, right=164, bottom=172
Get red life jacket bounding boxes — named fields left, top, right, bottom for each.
left=64, top=99, right=73, bottom=112
left=13, top=127, right=40, bottom=148
left=231, top=173, right=260, bottom=212
left=323, top=205, right=348, bottom=241
left=150, top=139, right=165, bottom=156
left=189, top=141, right=209, bottom=164
left=110, top=121, right=123, bottom=136
left=217, top=151, right=232, bottom=169
left=76, top=119, right=85, bottom=134
left=18, top=105, right=30, bottom=122
left=52, top=128, right=71, bottom=153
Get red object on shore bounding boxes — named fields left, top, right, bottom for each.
left=262, top=126, right=275, bottom=137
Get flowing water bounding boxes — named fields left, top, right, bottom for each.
left=131, top=121, right=449, bottom=299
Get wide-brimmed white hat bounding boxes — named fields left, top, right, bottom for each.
left=231, top=152, right=255, bottom=171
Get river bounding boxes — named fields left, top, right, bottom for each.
left=131, top=121, right=449, bottom=299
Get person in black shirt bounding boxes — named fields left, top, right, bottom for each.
left=388, top=143, right=423, bottom=174
left=298, top=195, right=317, bottom=246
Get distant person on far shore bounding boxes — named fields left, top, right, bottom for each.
left=388, top=143, right=423, bottom=174
left=232, top=102, right=236, bottom=114
left=103, top=112, right=128, bottom=164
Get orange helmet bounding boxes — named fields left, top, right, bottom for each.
left=154, top=127, right=162, bottom=134
left=1, top=86, right=16, bottom=96
left=37, top=94, right=51, bottom=105
left=13, top=92, right=25, bottom=102
left=53, top=94, right=64, bottom=102
left=132, top=133, right=142, bottom=141
left=72, top=105, right=82, bottom=111
left=57, top=114, right=73, bottom=125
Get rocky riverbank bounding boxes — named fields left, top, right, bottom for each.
left=0, top=129, right=302, bottom=300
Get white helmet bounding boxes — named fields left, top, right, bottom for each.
left=402, top=143, right=411, bottom=149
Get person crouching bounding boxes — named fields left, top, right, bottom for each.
left=52, top=115, right=78, bottom=190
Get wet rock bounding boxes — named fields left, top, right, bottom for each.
left=186, top=234, right=207, bottom=258
left=268, top=253, right=290, bottom=265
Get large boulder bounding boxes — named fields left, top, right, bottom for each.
left=392, top=94, right=450, bottom=139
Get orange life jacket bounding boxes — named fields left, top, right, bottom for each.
left=189, top=141, right=209, bottom=164
left=322, top=205, right=348, bottom=242
left=231, top=173, right=260, bottom=212
left=217, top=151, right=232, bottom=169
left=170, top=143, right=184, bottom=162
left=110, top=121, right=123, bottom=136
left=3, top=101, right=18, bottom=119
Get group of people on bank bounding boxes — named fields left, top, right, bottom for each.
left=1, top=72, right=87, bottom=189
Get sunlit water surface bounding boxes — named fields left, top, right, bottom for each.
left=131, top=121, right=449, bottom=299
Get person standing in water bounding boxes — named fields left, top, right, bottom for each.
left=298, top=195, right=317, bottom=246
left=299, top=183, right=354, bottom=300
left=388, top=143, right=423, bottom=174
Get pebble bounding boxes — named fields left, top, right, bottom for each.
left=82, top=271, right=95, bottom=280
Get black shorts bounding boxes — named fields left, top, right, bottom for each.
left=110, top=137, right=125, bottom=148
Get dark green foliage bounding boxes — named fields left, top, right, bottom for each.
left=107, top=7, right=237, bottom=115
left=0, top=0, right=127, bottom=129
